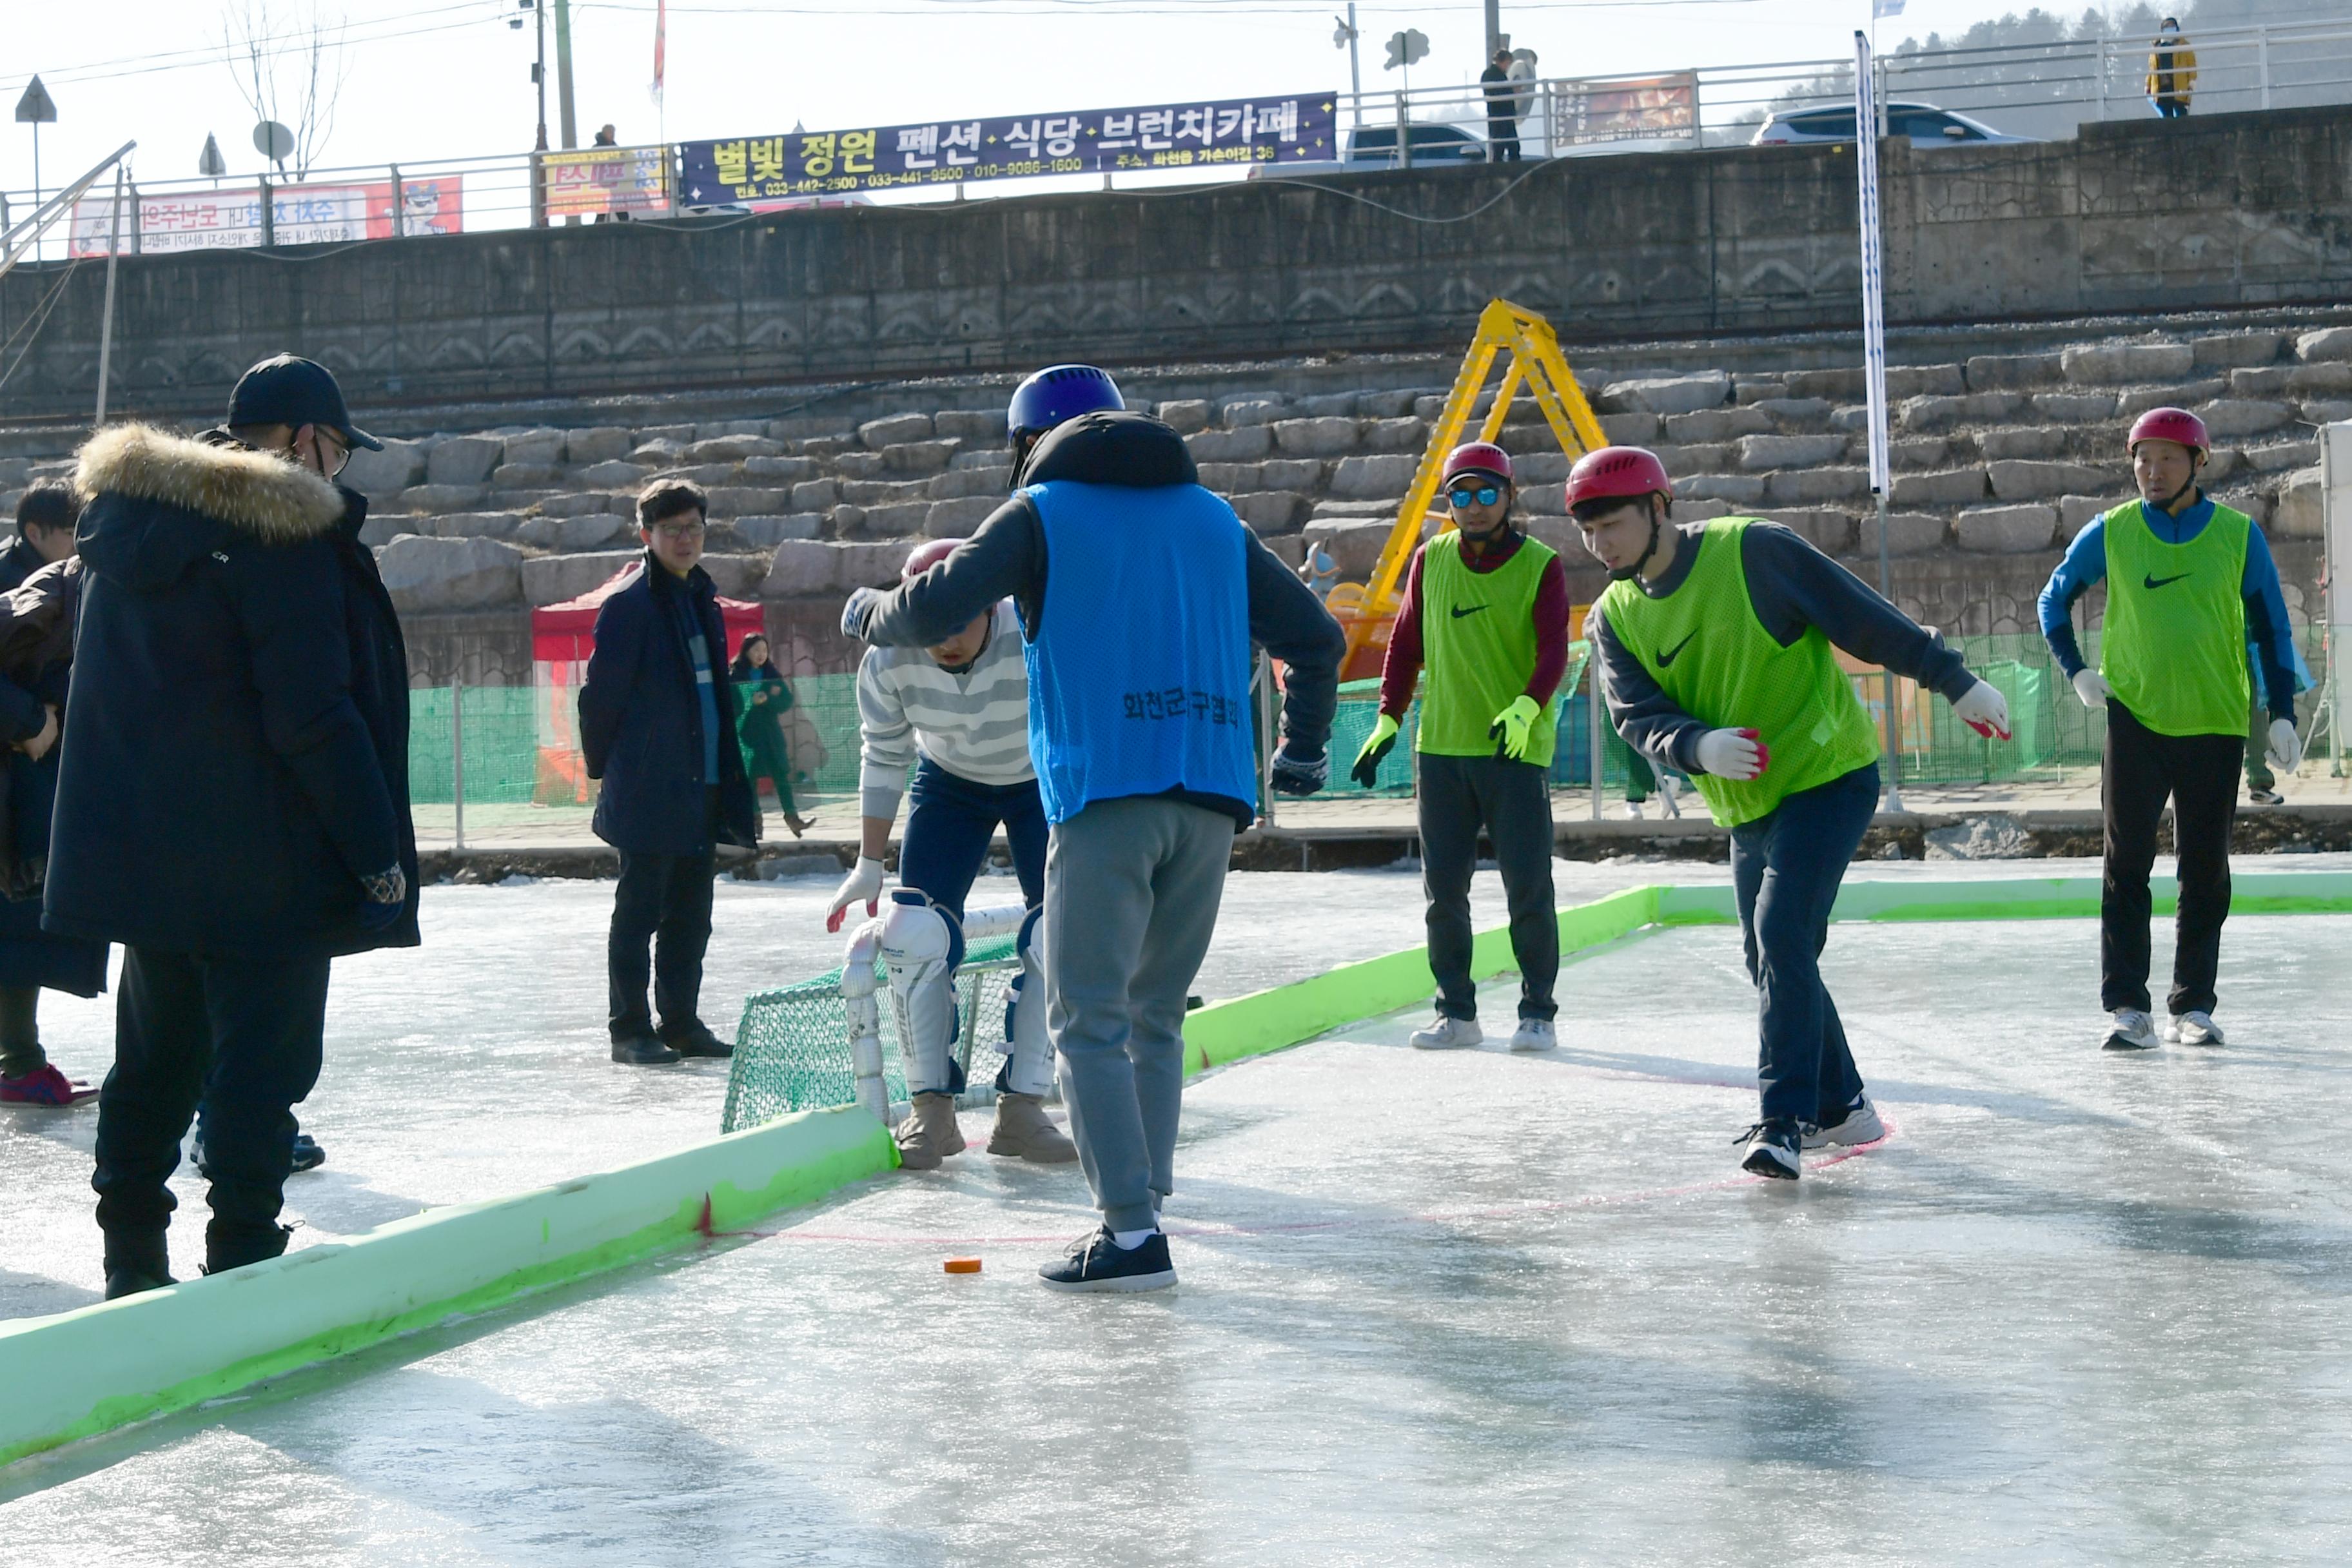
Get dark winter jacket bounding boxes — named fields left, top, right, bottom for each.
left=44, top=424, right=420, bottom=959
left=0, top=558, right=83, bottom=899
left=579, top=553, right=760, bottom=856
left=0, top=534, right=52, bottom=594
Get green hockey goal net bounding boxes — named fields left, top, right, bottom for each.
left=721, top=934, right=1021, bottom=1134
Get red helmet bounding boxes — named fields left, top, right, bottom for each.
left=1440, top=442, right=1514, bottom=487
left=2127, top=407, right=2209, bottom=456
left=1567, top=446, right=1674, bottom=512
left=902, top=538, right=961, bottom=580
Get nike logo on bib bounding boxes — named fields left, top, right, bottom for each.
left=2143, top=572, right=2190, bottom=590
left=1449, top=604, right=1488, bottom=620
left=1658, top=631, right=1698, bottom=667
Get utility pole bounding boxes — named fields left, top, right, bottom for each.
left=554, top=0, right=579, bottom=149
left=533, top=0, right=549, bottom=152
left=1334, top=7, right=1362, bottom=129
left=1484, top=0, right=1504, bottom=62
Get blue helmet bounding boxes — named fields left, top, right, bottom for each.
left=1006, top=364, right=1124, bottom=442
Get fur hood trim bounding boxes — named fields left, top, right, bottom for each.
left=74, top=424, right=345, bottom=544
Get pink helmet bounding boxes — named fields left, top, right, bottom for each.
left=1440, top=442, right=1514, bottom=487
left=2128, top=407, right=2209, bottom=456
left=1567, top=446, right=1674, bottom=511
left=903, top=538, right=961, bottom=580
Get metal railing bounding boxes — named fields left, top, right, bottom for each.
left=7, top=15, right=2352, bottom=260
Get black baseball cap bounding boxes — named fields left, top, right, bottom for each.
left=226, top=354, right=382, bottom=451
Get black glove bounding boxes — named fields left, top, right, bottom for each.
left=1269, top=741, right=1328, bottom=798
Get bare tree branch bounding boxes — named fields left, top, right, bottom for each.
left=217, top=0, right=349, bottom=177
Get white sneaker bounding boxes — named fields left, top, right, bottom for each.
left=1508, top=1018, right=1556, bottom=1052
left=1803, top=1093, right=1885, bottom=1148
left=2104, top=1008, right=2159, bottom=1051
left=1409, top=1015, right=1482, bottom=1050
left=2165, top=1010, right=2226, bottom=1046
left=1627, top=800, right=1645, bottom=820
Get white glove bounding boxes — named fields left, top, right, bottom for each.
left=2071, top=669, right=2112, bottom=710
left=1950, top=678, right=2012, bottom=740
left=825, top=856, right=886, bottom=934
left=1694, top=727, right=1768, bottom=782
left=2268, top=718, right=2302, bottom=774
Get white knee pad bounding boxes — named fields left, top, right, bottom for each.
left=997, top=905, right=1055, bottom=1099
left=880, top=890, right=965, bottom=1097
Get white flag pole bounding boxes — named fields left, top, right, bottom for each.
left=1855, top=28, right=1905, bottom=814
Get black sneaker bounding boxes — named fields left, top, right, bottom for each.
left=290, top=1132, right=326, bottom=1172
left=611, top=1034, right=680, bottom=1066
left=1037, top=1226, right=1177, bottom=1293
left=662, top=1021, right=734, bottom=1059
left=1735, top=1119, right=1803, bottom=1180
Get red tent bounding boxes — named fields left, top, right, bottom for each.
left=529, top=560, right=767, bottom=805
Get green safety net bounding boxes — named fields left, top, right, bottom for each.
left=721, top=935, right=1021, bottom=1133
left=405, top=627, right=2325, bottom=814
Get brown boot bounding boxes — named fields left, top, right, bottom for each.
left=987, top=1092, right=1078, bottom=1163
left=894, top=1092, right=966, bottom=1171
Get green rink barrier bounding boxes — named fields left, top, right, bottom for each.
left=0, top=1104, right=893, bottom=1471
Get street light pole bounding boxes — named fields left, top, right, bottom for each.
left=1485, top=0, right=1503, bottom=61
left=554, top=0, right=579, bottom=150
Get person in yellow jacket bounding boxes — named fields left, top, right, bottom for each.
left=2148, top=18, right=2196, bottom=119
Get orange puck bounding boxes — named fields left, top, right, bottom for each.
left=943, top=1257, right=983, bottom=1275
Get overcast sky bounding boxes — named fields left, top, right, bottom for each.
left=1, top=0, right=2112, bottom=208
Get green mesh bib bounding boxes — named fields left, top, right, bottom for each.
left=1596, top=519, right=1880, bottom=827
left=2099, top=501, right=2251, bottom=738
left=1416, top=531, right=1560, bottom=769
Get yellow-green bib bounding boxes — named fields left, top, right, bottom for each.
left=1596, top=518, right=1880, bottom=827
left=2099, top=500, right=2251, bottom=738
left=1417, top=531, right=1560, bottom=769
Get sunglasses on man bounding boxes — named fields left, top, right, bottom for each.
left=1447, top=484, right=1503, bottom=509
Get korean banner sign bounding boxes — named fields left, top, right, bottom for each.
left=681, top=92, right=1337, bottom=204
left=67, top=177, right=463, bottom=256
left=540, top=146, right=671, bottom=218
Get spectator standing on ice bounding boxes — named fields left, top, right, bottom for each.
left=1574, top=446, right=2011, bottom=1179
left=2037, top=407, right=2300, bottom=1052
left=831, top=537, right=1073, bottom=1170
left=0, top=484, right=104, bottom=1110
left=842, top=364, right=1343, bottom=1292
left=2148, top=19, right=2196, bottom=119
left=729, top=634, right=812, bottom=838
left=50, top=355, right=417, bottom=1295
left=1482, top=48, right=1523, bottom=162
left=1351, top=441, right=1568, bottom=1054
left=580, top=478, right=761, bottom=1067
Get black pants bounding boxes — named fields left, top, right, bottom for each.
left=609, top=841, right=717, bottom=1041
left=92, top=946, right=331, bottom=1270
left=1487, top=117, right=1522, bottom=161
left=2102, top=701, right=2241, bottom=1015
left=1418, top=752, right=1556, bottom=1021
left=0, top=984, right=41, bottom=1077
left=1732, top=763, right=1877, bottom=1127
left=2155, top=97, right=2190, bottom=119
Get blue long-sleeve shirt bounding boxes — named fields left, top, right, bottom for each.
left=2037, top=498, right=2298, bottom=724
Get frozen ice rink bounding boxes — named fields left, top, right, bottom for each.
left=5, top=863, right=2352, bottom=1563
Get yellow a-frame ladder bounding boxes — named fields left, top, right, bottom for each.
left=1333, top=299, right=1612, bottom=680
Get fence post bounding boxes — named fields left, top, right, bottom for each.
left=451, top=678, right=467, bottom=854
left=1255, top=650, right=1277, bottom=830
left=2095, top=37, right=2110, bottom=121
left=1396, top=92, right=1412, bottom=168
left=258, top=176, right=274, bottom=246
left=2257, top=27, right=2271, bottom=110
left=388, top=164, right=404, bottom=237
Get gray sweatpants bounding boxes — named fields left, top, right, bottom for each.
left=1043, top=795, right=1237, bottom=1233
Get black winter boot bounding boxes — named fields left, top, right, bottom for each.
left=203, top=1220, right=293, bottom=1278
left=103, top=1231, right=175, bottom=1300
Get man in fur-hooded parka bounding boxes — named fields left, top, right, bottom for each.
left=50, top=411, right=417, bottom=1285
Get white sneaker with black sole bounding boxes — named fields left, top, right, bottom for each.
left=1409, top=1015, right=1482, bottom=1051
left=2164, top=1010, right=2225, bottom=1046
left=1803, top=1093, right=1885, bottom=1149
left=1735, top=1120, right=1803, bottom=1179
left=2104, top=1008, right=2159, bottom=1051
left=1037, top=1226, right=1177, bottom=1293
left=1507, top=1018, right=1556, bottom=1052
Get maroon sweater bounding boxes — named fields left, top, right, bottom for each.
left=1378, top=529, right=1571, bottom=719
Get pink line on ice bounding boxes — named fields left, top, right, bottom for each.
left=715, top=1117, right=1899, bottom=1248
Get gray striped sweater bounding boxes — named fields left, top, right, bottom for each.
left=856, top=600, right=1036, bottom=819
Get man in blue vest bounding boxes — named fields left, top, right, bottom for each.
left=842, top=365, right=1344, bottom=1291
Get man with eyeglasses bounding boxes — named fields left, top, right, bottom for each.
left=580, top=478, right=761, bottom=1066
left=1351, top=441, right=1569, bottom=1054
left=48, top=353, right=418, bottom=1296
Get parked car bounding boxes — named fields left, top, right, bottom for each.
left=1750, top=102, right=2034, bottom=148
left=1249, top=122, right=1494, bottom=176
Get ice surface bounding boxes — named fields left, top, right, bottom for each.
left=7, top=888, right=2352, bottom=1563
